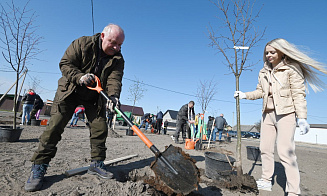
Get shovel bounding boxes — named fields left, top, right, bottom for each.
left=207, top=118, right=216, bottom=149
left=195, top=114, right=204, bottom=150
left=87, top=76, right=199, bottom=194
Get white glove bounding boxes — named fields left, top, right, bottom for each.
left=234, top=91, right=246, bottom=99
left=297, top=118, right=310, bottom=135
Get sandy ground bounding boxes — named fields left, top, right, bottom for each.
left=1, top=111, right=327, bottom=196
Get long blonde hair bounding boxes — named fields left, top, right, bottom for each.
left=264, top=38, right=327, bottom=92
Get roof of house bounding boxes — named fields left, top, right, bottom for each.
left=232, top=124, right=327, bottom=132
left=232, top=125, right=260, bottom=132
left=163, top=110, right=178, bottom=120
left=120, top=104, right=144, bottom=116
left=309, top=124, right=327, bottom=129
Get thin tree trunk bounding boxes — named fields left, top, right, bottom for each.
left=235, top=75, right=243, bottom=176
left=13, top=72, right=20, bottom=129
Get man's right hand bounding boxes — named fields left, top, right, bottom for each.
left=79, top=73, right=95, bottom=87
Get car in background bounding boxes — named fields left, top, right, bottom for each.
left=227, top=130, right=237, bottom=137
left=241, top=131, right=253, bottom=138
left=240, top=131, right=260, bottom=139
left=250, top=132, right=260, bottom=139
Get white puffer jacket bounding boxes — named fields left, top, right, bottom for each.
left=245, top=60, right=307, bottom=119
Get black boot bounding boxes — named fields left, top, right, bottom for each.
left=25, top=164, right=49, bottom=192
left=88, top=160, right=113, bottom=179
left=175, top=137, right=181, bottom=144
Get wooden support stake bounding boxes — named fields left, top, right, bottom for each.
left=64, top=154, right=138, bottom=177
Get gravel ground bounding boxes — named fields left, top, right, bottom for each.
left=0, top=111, right=327, bottom=196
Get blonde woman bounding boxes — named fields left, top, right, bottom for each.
left=234, top=38, right=327, bottom=196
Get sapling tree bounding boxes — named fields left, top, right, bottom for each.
left=208, top=0, right=265, bottom=176
left=0, top=0, right=43, bottom=128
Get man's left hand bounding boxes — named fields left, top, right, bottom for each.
left=107, top=96, right=120, bottom=112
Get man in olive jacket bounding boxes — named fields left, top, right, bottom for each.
left=25, top=24, right=125, bottom=192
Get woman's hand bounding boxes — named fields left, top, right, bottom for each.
left=234, top=91, right=246, bottom=99
left=297, top=119, right=310, bottom=135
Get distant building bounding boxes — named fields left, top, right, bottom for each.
left=0, top=94, right=23, bottom=111
left=0, top=94, right=50, bottom=115
left=163, top=110, right=178, bottom=128
left=294, top=124, right=327, bottom=145
left=119, top=104, right=144, bottom=124
left=232, top=125, right=260, bottom=133
left=232, top=123, right=327, bottom=145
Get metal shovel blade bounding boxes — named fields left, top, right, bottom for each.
left=151, top=144, right=199, bottom=194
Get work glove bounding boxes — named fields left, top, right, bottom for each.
left=297, top=118, right=310, bottom=135
left=234, top=91, right=246, bottom=99
left=79, top=73, right=96, bottom=87
left=107, top=96, right=120, bottom=112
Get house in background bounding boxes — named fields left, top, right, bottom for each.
left=0, top=94, right=23, bottom=111
left=294, top=124, right=327, bottom=145
left=163, top=110, right=178, bottom=128
left=120, top=104, right=144, bottom=124
left=232, top=123, right=327, bottom=145
left=232, top=125, right=260, bottom=133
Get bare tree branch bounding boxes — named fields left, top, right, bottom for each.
left=0, top=0, right=43, bottom=128
left=196, top=79, right=218, bottom=115
left=127, top=77, right=147, bottom=114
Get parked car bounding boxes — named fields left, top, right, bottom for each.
left=227, top=130, right=237, bottom=137
left=250, top=132, right=260, bottom=139
left=241, top=131, right=253, bottom=138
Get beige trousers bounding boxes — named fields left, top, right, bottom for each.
left=260, top=111, right=300, bottom=195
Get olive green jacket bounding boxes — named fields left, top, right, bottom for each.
left=56, top=33, right=124, bottom=104
left=245, top=60, right=307, bottom=119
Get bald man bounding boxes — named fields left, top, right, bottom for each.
left=25, top=24, right=125, bottom=192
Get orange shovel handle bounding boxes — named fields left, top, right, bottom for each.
left=86, top=76, right=154, bottom=148
left=131, top=125, right=153, bottom=148
left=87, top=76, right=177, bottom=174
left=86, top=76, right=103, bottom=93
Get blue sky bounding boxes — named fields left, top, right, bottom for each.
left=1, top=0, right=326, bottom=125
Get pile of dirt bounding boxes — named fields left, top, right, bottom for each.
left=221, top=174, right=258, bottom=194
left=108, top=128, right=122, bottom=138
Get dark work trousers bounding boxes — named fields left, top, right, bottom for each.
left=174, top=119, right=191, bottom=139
left=163, top=126, right=167, bottom=134
left=186, top=124, right=191, bottom=139
left=31, top=92, right=108, bottom=164
left=156, top=119, right=163, bottom=134
left=30, top=108, right=38, bottom=120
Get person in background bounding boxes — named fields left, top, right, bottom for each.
left=70, top=106, right=85, bottom=127
left=194, top=113, right=200, bottom=138
left=30, top=96, right=44, bottom=121
left=151, top=115, right=156, bottom=132
left=206, top=116, right=214, bottom=141
left=234, top=38, right=327, bottom=195
left=172, top=101, right=195, bottom=144
left=21, top=89, right=38, bottom=125
left=156, top=111, right=163, bottom=134
left=214, top=114, right=228, bottom=142
left=25, top=24, right=125, bottom=192
left=163, top=119, right=168, bottom=135
left=138, top=113, right=152, bottom=131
